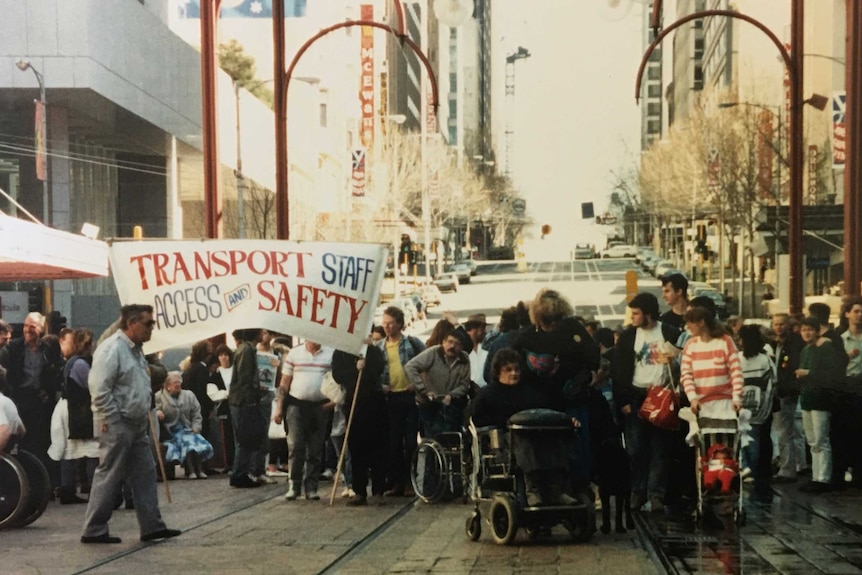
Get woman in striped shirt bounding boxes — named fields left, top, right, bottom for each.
left=680, top=307, right=744, bottom=419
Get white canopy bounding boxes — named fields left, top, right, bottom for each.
left=0, top=212, right=109, bottom=280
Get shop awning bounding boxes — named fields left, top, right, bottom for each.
left=0, top=212, right=109, bottom=280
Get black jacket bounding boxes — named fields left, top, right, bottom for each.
left=611, top=322, right=681, bottom=410
left=0, top=337, right=63, bottom=406
left=773, top=332, right=804, bottom=398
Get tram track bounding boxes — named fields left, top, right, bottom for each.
left=65, top=491, right=417, bottom=575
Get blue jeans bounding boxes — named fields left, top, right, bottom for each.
left=624, top=397, right=673, bottom=501
left=742, top=418, right=773, bottom=494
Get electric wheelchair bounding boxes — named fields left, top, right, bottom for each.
left=464, top=408, right=595, bottom=545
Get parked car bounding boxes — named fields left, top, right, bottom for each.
left=433, top=272, right=459, bottom=293
left=692, top=288, right=729, bottom=319
left=573, top=244, right=595, bottom=259
left=635, top=247, right=655, bottom=264
left=641, top=255, right=660, bottom=271
left=420, top=284, right=442, bottom=307
left=449, top=262, right=472, bottom=284
left=653, top=261, right=677, bottom=278
left=601, top=244, right=637, bottom=258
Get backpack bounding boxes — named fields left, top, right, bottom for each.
left=741, top=355, right=774, bottom=425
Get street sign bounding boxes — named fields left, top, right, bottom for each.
left=512, top=198, right=526, bottom=215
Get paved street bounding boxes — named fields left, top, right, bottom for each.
left=2, top=475, right=658, bottom=575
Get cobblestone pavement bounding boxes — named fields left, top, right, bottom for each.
left=1, top=475, right=658, bottom=575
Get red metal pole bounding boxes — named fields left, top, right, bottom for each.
left=273, top=0, right=287, bottom=239
left=788, top=0, right=804, bottom=315
left=201, top=0, right=222, bottom=239
left=844, top=1, right=862, bottom=296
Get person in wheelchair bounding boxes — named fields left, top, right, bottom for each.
left=471, top=348, right=577, bottom=507
left=404, top=324, right=472, bottom=438
left=0, top=366, right=26, bottom=452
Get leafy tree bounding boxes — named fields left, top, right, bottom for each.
left=218, top=40, right=273, bottom=108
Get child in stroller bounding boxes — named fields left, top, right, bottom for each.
left=702, top=443, right=738, bottom=495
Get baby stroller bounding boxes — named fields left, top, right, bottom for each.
left=683, top=406, right=748, bottom=527
left=464, top=409, right=595, bottom=545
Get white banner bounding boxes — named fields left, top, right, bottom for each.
left=108, top=240, right=387, bottom=355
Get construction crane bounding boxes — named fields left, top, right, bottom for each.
left=504, top=46, right=531, bottom=181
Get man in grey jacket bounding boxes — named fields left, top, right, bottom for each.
left=81, top=304, right=180, bottom=544
left=404, top=324, right=472, bottom=438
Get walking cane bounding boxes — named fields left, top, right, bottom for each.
left=330, top=362, right=365, bottom=506
left=149, top=412, right=172, bottom=503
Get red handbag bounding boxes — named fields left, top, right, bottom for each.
left=638, top=367, right=680, bottom=431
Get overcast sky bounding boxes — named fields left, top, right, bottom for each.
left=492, top=0, right=645, bottom=247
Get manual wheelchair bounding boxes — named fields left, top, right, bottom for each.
left=410, top=429, right=472, bottom=503
left=464, top=409, right=595, bottom=545
left=0, top=445, right=51, bottom=529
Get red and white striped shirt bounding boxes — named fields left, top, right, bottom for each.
left=680, top=335, right=743, bottom=405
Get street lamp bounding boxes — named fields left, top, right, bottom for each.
left=15, top=60, right=48, bottom=228
left=16, top=58, right=52, bottom=313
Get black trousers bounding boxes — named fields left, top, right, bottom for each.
left=348, top=396, right=389, bottom=497
left=386, top=391, right=417, bottom=489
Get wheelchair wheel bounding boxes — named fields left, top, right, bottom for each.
left=465, top=511, right=481, bottom=541
left=564, top=491, right=595, bottom=543
left=411, top=439, right=448, bottom=503
left=10, top=450, right=51, bottom=527
left=0, top=453, right=29, bottom=530
left=489, top=494, right=518, bottom=545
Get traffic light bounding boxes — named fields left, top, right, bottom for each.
left=47, top=310, right=68, bottom=335
left=400, top=234, right=412, bottom=265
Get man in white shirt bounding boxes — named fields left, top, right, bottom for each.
left=464, top=319, right=488, bottom=388
left=611, top=293, right=681, bottom=513
left=274, top=340, right=334, bottom=501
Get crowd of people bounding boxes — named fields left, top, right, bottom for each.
left=1, top=275, right=861, bottom=544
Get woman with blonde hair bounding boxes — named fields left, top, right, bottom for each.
left=509, top=289, right=601, bottom=490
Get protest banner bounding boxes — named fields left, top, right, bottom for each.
left=108, top=240, right=387, bottom=355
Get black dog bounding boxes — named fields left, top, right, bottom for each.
left=594, top=438, right=634, bottom=534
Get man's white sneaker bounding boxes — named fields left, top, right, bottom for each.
left=284, top=486, right=299, bottom=501
left=341, top=487, right=355, bottom=498
left=306, top=490, right=321, bottom=501
left=254, top=475, right=277, bottom=485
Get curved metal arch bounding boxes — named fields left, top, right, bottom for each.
left=635, top=10, right=793, bottom=103
left=277, top=19, right=440, bottom=239
left=284, top=20, right=437, bottom=108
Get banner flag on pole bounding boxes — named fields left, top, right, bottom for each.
left=35, top=100, right=46, bottom=181
left=108, top=240, right=387, bottom=355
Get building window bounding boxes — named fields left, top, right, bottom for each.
left=647, top=119, right=661, bottom=134
left=647, top=84, right=662, bottom=98
left=647, top=65, right=661, bottom=81
left=449, top=72, right=458, bottom=91
left=647, top=102, right=661, bottom=116
left=319, top=103, right=327, bottom=127
left=449, top=125, right=457, bottom=143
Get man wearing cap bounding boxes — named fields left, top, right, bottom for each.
left=464, top=317, right=488, bottom=389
